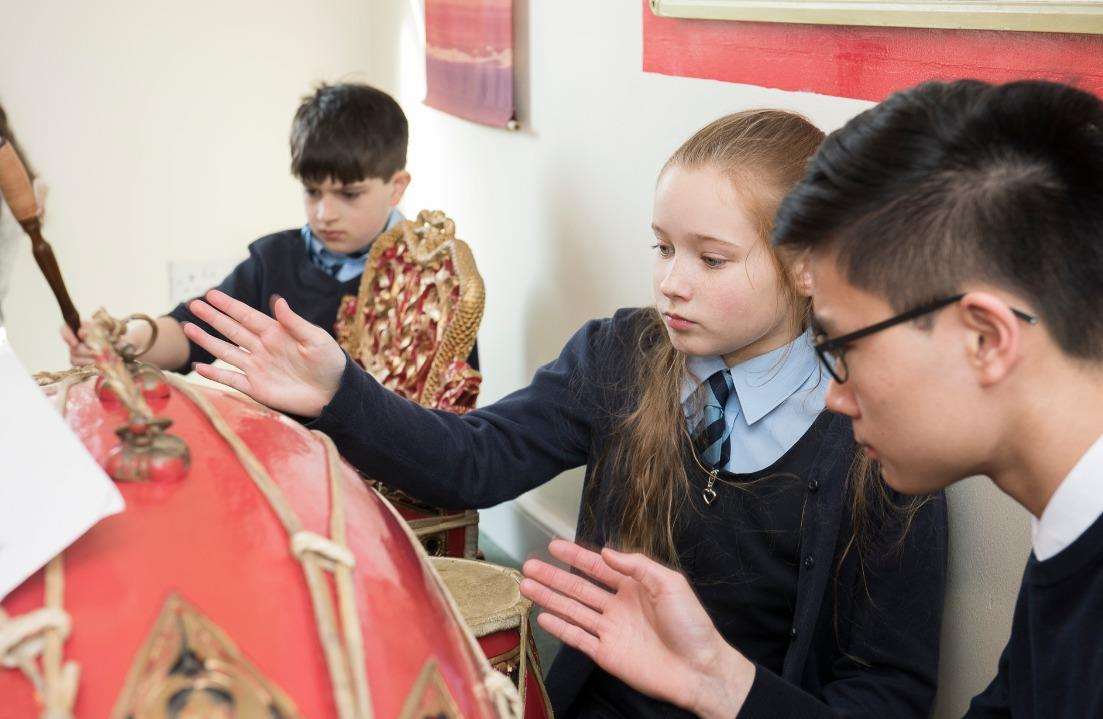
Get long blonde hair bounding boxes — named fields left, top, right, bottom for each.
left=601, top=110, right=825, bottom=565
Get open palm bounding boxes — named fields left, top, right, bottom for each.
left=520, top=539, right=753, bottom=717
left=182, top=289, right=346, bottom=417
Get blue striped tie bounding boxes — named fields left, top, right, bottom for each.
left=690, top=369, right=734, bottom=470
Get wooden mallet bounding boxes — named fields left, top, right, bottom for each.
left=0, top=137, right=81, bottom=334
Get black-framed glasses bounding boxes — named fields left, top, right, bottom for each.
left=813, top=293, right=1038, bottom=384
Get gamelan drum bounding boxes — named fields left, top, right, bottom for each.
left=0, top=354, right=520, bottom=719
left=432, top=557, right=554, bottom=719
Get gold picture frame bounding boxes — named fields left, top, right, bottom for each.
left=649, top=0, right=1103, bottom=34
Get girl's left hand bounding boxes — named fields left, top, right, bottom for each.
left=183, top=289, right=346, bottom=417
left=520, top=539, right=756, bottom=719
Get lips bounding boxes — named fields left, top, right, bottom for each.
left=662, top=312, right=695, bottom=330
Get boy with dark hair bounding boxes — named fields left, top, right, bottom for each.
left=511, top=79, right=1103, bottom=719
left=64, top=82, right=412, bottom=371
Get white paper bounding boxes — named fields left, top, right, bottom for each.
left=0, top=328, right=125, bottom=600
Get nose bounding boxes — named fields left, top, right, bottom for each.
left=658, top=259, right=691, bottom=303
left=825, top=378, right=860, bottom=418
left=314, top=195, right=335, bottom=224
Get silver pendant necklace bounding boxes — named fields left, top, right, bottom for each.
left=703, top=469, right=719, bottom=506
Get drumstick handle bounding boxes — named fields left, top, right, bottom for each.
left=0, top=139, right=81, bottom=334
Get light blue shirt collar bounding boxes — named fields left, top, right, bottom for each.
left=302, top=208, right=404, bottom=282
left=681, top=330, right=820, bottom=426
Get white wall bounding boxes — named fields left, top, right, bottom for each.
left=0, top=0, right=381, bottom=369
left=0, top=1, right=1031, bottom=716
left=369, top=2, right=1031, bottom=717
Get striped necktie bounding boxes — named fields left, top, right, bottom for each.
left=690, top=369, right=735, bottom=470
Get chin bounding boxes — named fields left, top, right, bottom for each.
left=328, top=240, right=372, bottom=255
left=665, top=331, right=705, bottom=357
left=879, top=463, right=955, bottom=496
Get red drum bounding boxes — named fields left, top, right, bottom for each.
left=390, top=497, right=480, bottom=559
left=432, top=558, right=553, bottom=719
left=1, top=371, right=518, bottom=719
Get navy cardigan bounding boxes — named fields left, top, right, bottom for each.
left=308, top=308, right=948, bottom=718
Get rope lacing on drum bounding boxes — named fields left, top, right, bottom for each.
left=164, top=375, right=373, bottom=719
left=0, top=577, right=80, bottom=719
left=292, top=532, right=356, bottom=569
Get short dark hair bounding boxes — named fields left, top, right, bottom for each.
left=290, top=83, right=408, bottom=184
left=774, top=80, right=1103, bottom=359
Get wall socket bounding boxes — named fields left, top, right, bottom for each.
left=167, top=258, right=242, bottom=306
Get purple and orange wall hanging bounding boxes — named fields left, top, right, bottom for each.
left=425, top=0, right=516, bottom=128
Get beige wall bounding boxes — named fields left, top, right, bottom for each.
left=1, top=1, right=1031, bottom=716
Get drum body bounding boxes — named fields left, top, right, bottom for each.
left=390, top=496, right=480, bottom=559
left=1, top=376, right=510, bottom=718
left=433, top=558, right=553, bottom=719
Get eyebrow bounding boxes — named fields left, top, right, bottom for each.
left=689, top=232, right=738, bottom=248
left=650, top=225, right=739, bottom=248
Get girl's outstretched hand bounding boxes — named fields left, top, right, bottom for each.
left=182, top=289, right=346, bottom=418
left=520, top=539, right=756, bottom=719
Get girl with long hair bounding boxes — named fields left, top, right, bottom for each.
left=182, top=110, right=947, bottom=718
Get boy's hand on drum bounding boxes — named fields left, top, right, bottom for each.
left=520, top=539, right=756, bottom=719
left=60, top=321, right=96, bottom=366
left=183, top=289, right=345, bottom=418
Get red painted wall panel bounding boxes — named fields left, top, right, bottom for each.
left=643, top=0, right=1103, bottom=100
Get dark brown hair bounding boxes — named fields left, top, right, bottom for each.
left=775, top=79, right=1103, bottom=360
left=290, top=83, right=408, bottom=184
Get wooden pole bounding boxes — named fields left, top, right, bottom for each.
left=0, top=139, right=81, bottom=333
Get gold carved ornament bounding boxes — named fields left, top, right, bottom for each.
left=334, top=210, right=485, bottom=554
left=335, top=210, right=484, bottom=413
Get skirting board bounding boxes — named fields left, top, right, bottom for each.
left=479, top=495, right=577, bottom=566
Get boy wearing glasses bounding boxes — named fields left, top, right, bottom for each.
left=518, top=79, right=1103, bottom=718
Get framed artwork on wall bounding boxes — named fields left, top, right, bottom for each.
left=649, top=0, right=1103, bottom=34
left=425, top=0, right=517, bottom=129
left=643, top=0, right=1103, bottom=101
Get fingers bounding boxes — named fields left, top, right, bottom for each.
left=272, top=296, right=325, bottom=345
left=547, top=539, right=625, bottom=590
left=61, top=324, right=95, bottom=366
left=181, top=323, right=251, bottom=369
left=203, top=289, right=275, bottom=335
left=522, top=557, right=613, bottom=613
left=60, top=324, right=78, bottom=347
left=519, top=576, right=604, bottom=636
left=601, top=547, right=682, bottom=597
left=192, top=363, right=252, bottom=395
left=187, top=299, right=261, bottom=353
left=535, top=612, right=600, bottom=659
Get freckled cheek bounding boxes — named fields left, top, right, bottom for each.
left=703, top=280, right=754, bottom=322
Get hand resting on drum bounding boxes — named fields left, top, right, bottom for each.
left=182, top=289, right=346, bottom=417
left=519, top=538, right=756, bottom=719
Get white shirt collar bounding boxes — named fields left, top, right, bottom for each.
left=681, top=330, right=819, bottom=426
left=1031, top=432, right=1103, bottom=561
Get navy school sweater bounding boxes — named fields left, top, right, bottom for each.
left=167, top=229, right=478, bottom=372
left=965, top=508, right=1103, bottom=718
left=307, top=307, right=948, bottom=718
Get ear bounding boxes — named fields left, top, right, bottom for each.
left=388, top=170, right=411, bottom=206
left=791, top=251, right=814, bottom=297
left=957, top=291, right=1024, bottom=387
